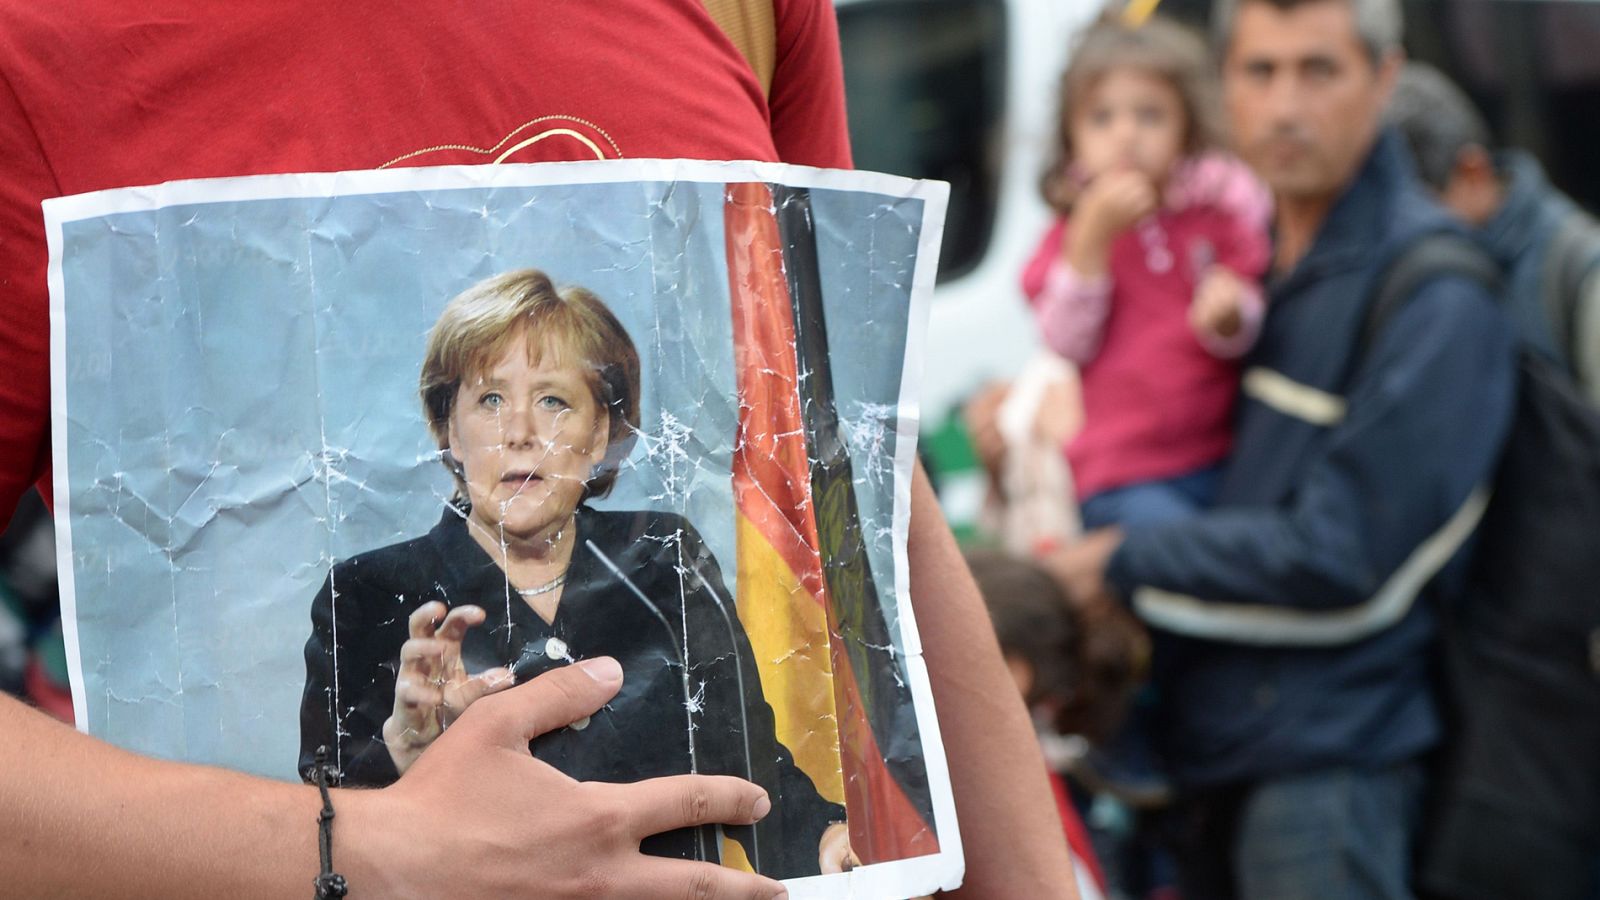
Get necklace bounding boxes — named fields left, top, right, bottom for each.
left=515, top=573, right=567, bottom=597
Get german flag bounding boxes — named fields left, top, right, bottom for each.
left=724, top=181, right=938, bottom=867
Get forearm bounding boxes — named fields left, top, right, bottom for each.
left=3, top=650, right=792, bottom=900
left=1112, top=280, right=1518, bottom=639
left=907, top=465, right=1079, bottom=898
left=0, top=694, right=323, bottom=899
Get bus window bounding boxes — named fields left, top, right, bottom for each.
left=838, top=0, right=1008, bottom=282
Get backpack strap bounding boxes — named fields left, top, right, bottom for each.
left=1361, top=232, right=1503, bottom=357
left=1540, top=206, right=1600, bottom=369
left=702, top=0, right=777, bottom=99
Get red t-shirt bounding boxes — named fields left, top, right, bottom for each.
left=0, top=0, right=852, bottom=521
left=1048, top=770, right=1108, bottom=896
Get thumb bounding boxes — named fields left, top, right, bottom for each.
left=469, top=656, right=623, bottom=747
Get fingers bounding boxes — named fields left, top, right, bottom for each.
left=817, top=823, right=857, bottom=875
left=407, top=602, right=485, bottom=641
left=1102, top=169, right=1155, bottom=199
left=627, top=857, right=788, bottom=900
left=1116, top=177, right=1156, bottom=212
left=394, top=677, right=445, bottom=715
left=396, top=637, right=454, bottom=685
left=435, top=605, right=487, bottom=643
left=818, top=849, right=860, bottom=876
left=441, top=666, right=515, bottom=722
left=1197, top=267, right=1245, bottom=305
left=1189, top=298, right=1213, bottom=337
left=600, top=774, right=772, bottom=839
left=465, top=656, right=624, bottom=746
left=1192, top=273, right=1246, bottom=339
left=1087, top=172, right=1157, bottom=230
left=407, top=601, right=447, bottom=640
left=403, top=604, right=485, bottom=688
left=391, top=606, right=496, bottom=738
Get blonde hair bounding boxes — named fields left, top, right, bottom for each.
left=419, top=269, right=640, bottom=500
left=1040, top=14, right=1223, bottom=214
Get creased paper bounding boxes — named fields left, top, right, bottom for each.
left=46, top=160, right=957, bottom=898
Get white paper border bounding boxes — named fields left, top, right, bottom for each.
left=45, top=158, right=959, bottom=898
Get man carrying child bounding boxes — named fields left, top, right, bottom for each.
left=1049, top=0, right=1517, bottom=896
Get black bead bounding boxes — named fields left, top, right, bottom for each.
left=314, top=873, right=349, bottom=898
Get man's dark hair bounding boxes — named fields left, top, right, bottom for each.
left=1384, top=62, right=1493, bottom=193
left=1212, top=0, right=1402, bottom=63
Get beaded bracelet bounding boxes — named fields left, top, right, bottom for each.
left=311, top=746, right=349, bottom=899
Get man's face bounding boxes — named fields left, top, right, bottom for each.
left=1222, top=0, right=1399, bottom=204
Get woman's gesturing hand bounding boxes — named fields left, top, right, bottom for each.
left=817, top=822, right=860, bottom=874
left=382, top=601, right=514, bottom=773
left=343, top=657, right=790, bottom=900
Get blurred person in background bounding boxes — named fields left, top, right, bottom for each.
left=1022, top=12, right=1271, bottom=899
left=962, top=357, right=1083, bottom=559
left=1045, top=0, right=1517, bottom=896
left=1388, top=61, right=1600, bottom=900
left=0, top=489, right=67, bottom=718
left=1386, top=61, right=1600, bottom=406
left=1024, top=13, right=1271, bottom=537
left=967, top=547, right=1157, bottom=900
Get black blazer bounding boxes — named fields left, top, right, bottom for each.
left=299, top=504, right=843, bottom=878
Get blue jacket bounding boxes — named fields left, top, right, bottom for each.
left=1106, top=131, right=1518, bottom=787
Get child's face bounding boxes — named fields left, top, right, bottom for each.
left=1072, top=68, right=1187, bottom=186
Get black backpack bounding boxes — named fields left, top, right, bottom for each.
left=1542, top=206, right=1600, bottom=398
left=1361, top=234, right=1600, bottom=900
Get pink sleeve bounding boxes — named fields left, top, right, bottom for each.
left=1216, top=212, right=1272, bottom=284
left=1200, top=166, right=1270, bottom=358
left=1194, top=280, right=1265, bottom=359
left=1208, top=156, right=1272, bottom=281
left=1022, top=219, right=1113, bottom=364
left=1174, top=154, right=1271, bottom=359
left=1171, top=153, right=1272, bottom=280
left=1032, top=258, right=1113, bottom=365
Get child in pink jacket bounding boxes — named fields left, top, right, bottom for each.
left=1024, top=15, right=1271, bottom=531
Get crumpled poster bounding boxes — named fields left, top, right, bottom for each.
left=45, top=160, right=958, bottom=897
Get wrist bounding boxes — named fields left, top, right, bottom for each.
left=382, top=718, right=428, bottom=774
left=335, top=788, right=417, bottom=900
left=1065, top=228, right=1111, bottom=277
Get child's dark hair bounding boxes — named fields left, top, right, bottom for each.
left=966, top=550, right=1080, bottom=709
left=1040, top=14, right=1222, bottom=213
left=966, top=549, right=1148, bottom=744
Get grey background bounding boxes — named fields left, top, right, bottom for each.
left=58, top=179, right=923, bottom=779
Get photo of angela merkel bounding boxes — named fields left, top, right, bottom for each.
left=299, top=269, right=851, bottom=878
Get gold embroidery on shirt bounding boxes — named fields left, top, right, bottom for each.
left=493, top=129, right=603, bottom=163
left=379, top=115, right=624, bottom=169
